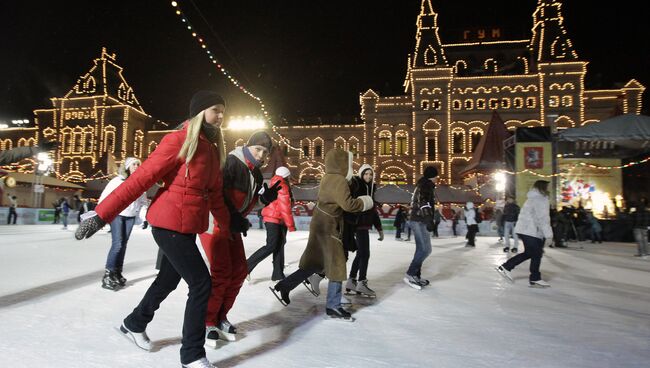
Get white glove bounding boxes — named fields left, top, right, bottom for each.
left=544, top=238, right=553, bottom=247
left=358, top=195, right=374, bottom=211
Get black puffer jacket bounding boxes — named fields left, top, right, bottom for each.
left=347, top=175, right=383, bottom=231
left=410, top=176, right=436, bottom=223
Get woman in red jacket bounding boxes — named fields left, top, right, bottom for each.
left=247, top=166, right=295, bottom=282
left=75, top=91, right=229, bottom=368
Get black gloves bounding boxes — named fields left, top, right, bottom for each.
left=420, top=205, right=435, bottom=232
left=230, top=212, right=252, bottom=237
left=259, top=181, right=281, bottom=205
left=75, top=214, right=106, bottom=240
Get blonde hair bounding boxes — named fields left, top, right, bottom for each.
left=177, top=110, right=226, bottom=167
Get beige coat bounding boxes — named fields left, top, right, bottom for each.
left=299, top=149, right=373, bottom=281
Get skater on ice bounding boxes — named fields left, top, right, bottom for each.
left=75, top=90, right=230, bottom=368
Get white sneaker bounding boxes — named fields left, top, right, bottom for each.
left=496, top=266, right=513, bottom=283
left=118, top=323, right=152, bottom=351
left=182, top=357, right=216, bottom=368
left=403, top=274, right=422, bottom=290
left=529, top=279, right=550, bottom=288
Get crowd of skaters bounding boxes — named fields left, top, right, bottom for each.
left=2, top=90, right=649, bottom=368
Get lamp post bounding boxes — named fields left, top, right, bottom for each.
left=32, top=152, right=53, bottom=208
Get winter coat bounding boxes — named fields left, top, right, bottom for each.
left=95, top=123, right=230, bottom=235
left=393, top=208, right=406, bottom=227
left=514, top=189, right=553, bottom=240
left=346, top=164, right=383, bottom=231
left=223, top=146, right=263, bottom=215
left=464, top=203, right=477, bottom=225
left=98, top=176, right=147, bottom=218
left=410, top=177, right=436, bottom=223
left=502, top=202, right=520, bottom=222
left=299, top=149, right=373, bottom=281
left=632, top=207, right=650, bottom=229
left=261, top=175, right=296, bottom=231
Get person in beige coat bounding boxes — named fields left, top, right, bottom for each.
left=270, top=148, right=373, bottom=321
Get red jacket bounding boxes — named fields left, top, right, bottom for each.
left=261, top=175, right=295, bottom=231
left=95, top=124, right=230, bottom=235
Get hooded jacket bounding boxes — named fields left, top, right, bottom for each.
left=261, top=175, right=296, bottom=231
left=347, top=164, right=383, bottom=231
left=223, top=146, right=263, bottom=215
left=299, top=149, right=374, bottom=281
left=514, top=189, right=553, bottom=239
left=464, top=202, right=477, bottom=226
left=98, top=174, right=147, bottom=218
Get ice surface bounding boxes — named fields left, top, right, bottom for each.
left=1, top=225, right=649, bottom=367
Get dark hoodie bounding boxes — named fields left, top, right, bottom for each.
left=410, top=176, right=436, bottom=223
left=347, top=164, right=383, bottom=231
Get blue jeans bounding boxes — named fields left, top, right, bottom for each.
left=406, top=221, right=432, bottom=277
left=326, top=281, right=342, bottom=310
left=504, top=221, right=519, bottom=249
left=105, top=215, right=135, bottom=271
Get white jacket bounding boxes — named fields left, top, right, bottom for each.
left=98, top=176, right=147, bottom=218
left=464, top=202, right=477, bottom=225
left=514, top=189, right=553, bottom=240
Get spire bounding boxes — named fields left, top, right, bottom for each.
left=529, top=0, right=579, bottom=62
left=411, top=0, right=447, bottom=68
left=64, top=48, right=145, bottom=113
left=460, top=111, right=510, bottom=176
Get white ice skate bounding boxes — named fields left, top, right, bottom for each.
left=205, top=326, right=219, bottom=348
left=182, top=357, right=216, bottom=368
left=215, top=320, right=237, bottom=342
left=529, top=279, right=550, bottom=288
left=344, top=278, right=357, bottom=295
left=302, top=273, right=324, bottom=297
left=496, top=266, right=514, bottom=283
left=403, top=274, right=422, bottom=290
left=117, top=323, right=152, bottom=351
left=354, top=280, right=376, bottom=297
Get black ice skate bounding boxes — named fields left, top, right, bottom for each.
left=325, top=307, right=355, bottom=322
left=269, top=285, right=290, bottom=306
left=102, top=270, right=120, bottom=291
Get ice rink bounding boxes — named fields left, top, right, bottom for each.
left=1, top=224, right=649, bottom=368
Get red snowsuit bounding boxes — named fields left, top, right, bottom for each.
left=261, top=175, right=296, bottom=231
left=199, top=146, right=262, bottom=326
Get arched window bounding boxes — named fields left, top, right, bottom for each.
left=470, top=129, right=483, bottom=153
left=134, top=130, right=144, bottom=158
left=349, top=137, right=359, bottom=156
left=84, top=127, right=94, bottom=153
left=313, top=138, right=324, bottom=158
left=148, top=141, right=158, bottom=155
left=378, top=131, right=391, bottom=155
left=395, top=130, right=408, bottom=155
left=334, top=137, right=346, bottom=150
left=104, top=126, right=116, bottom=154
left=72, top=127, right=84, bottom=154
left=0, top=139, right=12, bottom=150
left=452, top=130, right=465, bottom=154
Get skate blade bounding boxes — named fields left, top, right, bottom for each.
left=217, top=330, right=236, bottom=342
left=403, top=278, right=422, bottom=290
left=115, top=326, right=151, bottom=351
left=301, top=281, right=319, bottom=297
left=324, top=315, right=356, bottom=322
left=355, top=293, right=377, bottom=298
left=528, top=284, right=551, bottom=288
left=204, top=338, right=219, bottom=349
left=268, top=286, right=288, bottom=306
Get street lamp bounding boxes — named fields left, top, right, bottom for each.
left=32, top=152, right=53, bottom=208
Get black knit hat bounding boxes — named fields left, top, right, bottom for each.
left=424, top=166, right=438, bottom=179
left=246, top=131, right=273, bottom=152
left=189, top=91, right=225, bottom=118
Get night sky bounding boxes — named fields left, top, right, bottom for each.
left=1, top=1, right=648, bottom=124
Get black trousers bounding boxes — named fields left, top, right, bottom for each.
left=502, top=234, right=544, bottom=281
left=7, top=208, right=17, bottom=224
left=247, top=222, right=287, bottom=281
left=349, top=229, right=370, bottom=280
left=432, top=221, right=440, bottom=237
left=275, top=268, right=314, bottom=293
left=124, top=227, right=211, bottom=365
left=466, top=224, right=479, bottom=246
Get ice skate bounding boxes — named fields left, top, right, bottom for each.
left=115, top=268, right=127, bottom=286
left=215, top=320, right=236, bottom=342
left=503, top=247, right=510, bottom=253
left=354, top=279, right=376, bottom=297
left=302, top=273, right=323, bottom=297
left=403, top=274, right=422, bottom=290
left=344, top=277, right=357, bottom=295
left=182, top=357, right=216, bottom=368
left=511, top=248, right=518, bottom=253
left=269, top=285, right=290, bottom=306
left=415, top=276, right=430, bottom=287
left=529, top=279, right=550, bottom=288
left=102, top=270, right=120, bottom=291
left=205, top=326, right=219, bottom=348
left=496, top=265, right=514, bottom=283
left=325, top=307, right=355, bottom=322
left=118, top=323, right=152, bottom=351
